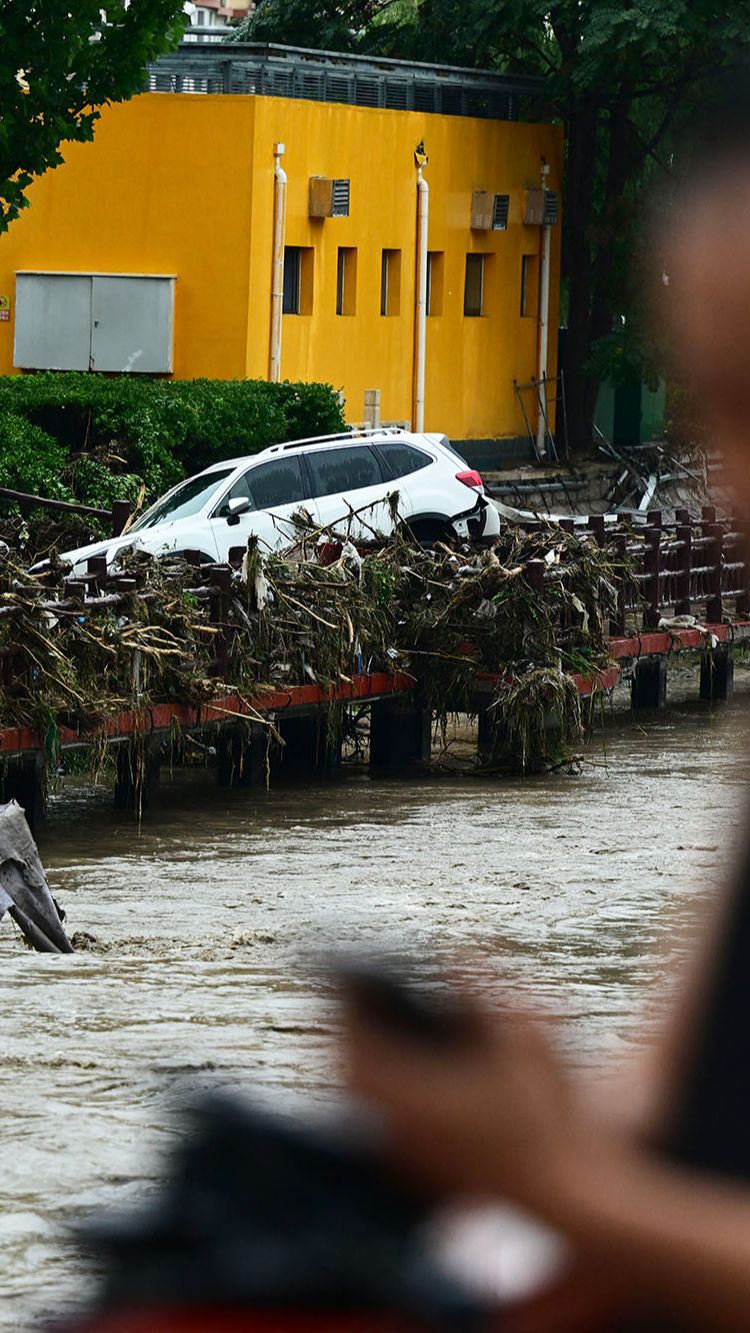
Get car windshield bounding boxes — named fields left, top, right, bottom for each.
left=131, top=470, right=235, bottom=532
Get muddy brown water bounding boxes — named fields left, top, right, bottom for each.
left=2, top=673, right=750, bottom=1327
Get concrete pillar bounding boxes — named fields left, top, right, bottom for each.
left=3, top=754, right=46, bottom=833
left=369, top=696, right=431, bottom=771
left=363, top=389, right=382, bottom=429
left=217, top=724, right=267, bottom=788
left=114, top=741, right=161, bottom=813
left=631, top=656, right=667, bottom=710
left=700, top=646, right=734, bottom=703
left=278, top=714, right=341, bottom=778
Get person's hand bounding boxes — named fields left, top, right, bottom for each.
left=344, top=990, right=603, bottom=1220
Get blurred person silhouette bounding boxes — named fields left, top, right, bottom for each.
left=344, top=103, right=750, bottom=1333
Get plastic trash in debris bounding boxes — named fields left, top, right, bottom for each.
left=658, top=614, right=700, bottom=630
left=0, top=801, right=73, bottom=953
left=342, top=540, right=364, bottom=581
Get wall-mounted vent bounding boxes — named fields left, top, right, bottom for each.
left=524, top=188, right=558, bottom=226
left=331, top=178, right=351, bottom=216
left=309, top=176, right=351, bottom=218
left=471, top=190, right=510, bottom=231
left=492, top=193, right=510, bottom=230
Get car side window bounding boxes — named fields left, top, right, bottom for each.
left=375, top=442, right=432, bottom=480
left=306, top=446, right=383, bottom=499
left=218, top=457, right=306, bottom=516
left=217, top=471, right=255, bottom=516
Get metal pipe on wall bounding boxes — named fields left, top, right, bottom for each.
left=269, top=142, right=287, bottom=383
left=413, top=163, right=429, bottom=432
left=536, top=161, right=551, bottom=459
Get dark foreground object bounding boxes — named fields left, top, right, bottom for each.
left=64, top=1097, right=480, bottom=1332
left=0, top=800, right=73, bottom=952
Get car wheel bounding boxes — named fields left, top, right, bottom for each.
left=402, top=518, right=455, bottom=548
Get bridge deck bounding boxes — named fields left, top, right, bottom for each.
left=1, top=623, right=747, bottom=761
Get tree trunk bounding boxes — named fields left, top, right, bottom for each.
left=586, top=94, right=637, bottom=435
left=560, top=99, right=599, bottom=451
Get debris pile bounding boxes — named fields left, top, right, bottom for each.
left=0, top=520, right=621, bottom=772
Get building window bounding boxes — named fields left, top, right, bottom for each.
left=336, top=247, right=357, bottom=316
left=521, top=254, right=539, bottom=318
left=380, top=249, right=401, bottom=316
left=283, top=246, right=314, bottom=315
left=426, top=252, right=444, bottom=317
left=464, top=254, right=485, bottom=317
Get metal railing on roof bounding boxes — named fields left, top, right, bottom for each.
left=146, top=41, right=545, bottom=121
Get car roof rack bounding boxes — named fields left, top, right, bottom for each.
left=264, top=426, right=409, bottom=455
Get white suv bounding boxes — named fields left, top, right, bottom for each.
left=53, top=428, right=501, bottom=573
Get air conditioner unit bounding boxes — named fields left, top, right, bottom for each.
left=309, top=177, right=351, bottom=218
left=471, top=190, right=510, bottom=231
left=524, top=188, right=559, bottom=226
left=523, top=188, right=545, bottom=226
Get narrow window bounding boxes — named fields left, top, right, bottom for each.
left=380, top=248, right=401, bottom=316
left=283, top=246, right=314, bottom=316
left=336, top=247, right=357, bottom=316
left=283, top=246, right=301, bottom=315
left=464, top=254, right=485, bottom=317
left=426, top=251, right=444, bottom=317
left=521, top=254, right=539, bottom=318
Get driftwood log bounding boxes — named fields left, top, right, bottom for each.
left=0, top=801, right=73, bottom=953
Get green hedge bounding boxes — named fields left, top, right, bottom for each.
left=0, top=374, right=345, bottom=509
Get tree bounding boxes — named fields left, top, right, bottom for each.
left=0, top=0, right=187, bottom=234
left=235, top=1, right=750, bottom=448
left=230, top=1, right=420, bottom=53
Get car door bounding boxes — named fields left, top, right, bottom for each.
left=305, top=444, right=411, bottom=542
left=372, top=441, right=437, bottom=517
left=209, top=455, right=311, bottom=558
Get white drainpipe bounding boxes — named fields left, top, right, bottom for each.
left=413, top=163, right=429, bottom=432
left=269, top=142, right=287, bottom=383
left=536, top=162, right=552, bottom=459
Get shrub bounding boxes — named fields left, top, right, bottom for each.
left=0, top=373, right=346, bottom=506
left=0, top=411, right=72, bottom=500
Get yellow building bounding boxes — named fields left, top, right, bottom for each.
left=0, top=44, right=563, bottom=458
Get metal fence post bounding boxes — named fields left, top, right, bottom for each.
left=111, top=501, right=132, bottom=537
left=588, top=514, right=605, bottom=544
left=643, top=528, right=661, bottom=629
left=609, top=533, right=627, bottom=637
left=703, top=508, right=724, bottom=624
left=524, top=559, right=546, bottom=595
left=674, top=508, right=693, bottom=617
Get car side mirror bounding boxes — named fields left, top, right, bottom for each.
left=226, top=495, right=251, bottom=525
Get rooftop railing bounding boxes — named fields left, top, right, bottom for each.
left=146, top=41, right=545, bottom=121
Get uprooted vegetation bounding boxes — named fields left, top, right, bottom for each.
left=0, top=517, right=622, bottom=775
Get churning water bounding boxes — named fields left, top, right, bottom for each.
left=1, top=672, right=749, bottom=1327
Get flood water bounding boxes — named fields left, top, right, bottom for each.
left=2, top=673, right=749, bottom=1327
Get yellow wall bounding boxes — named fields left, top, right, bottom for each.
left=0, top=91, right=562, bottom=443
left=247, top=97, right=562, bottom=440
left=0, top=96, right=258, bottom=381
